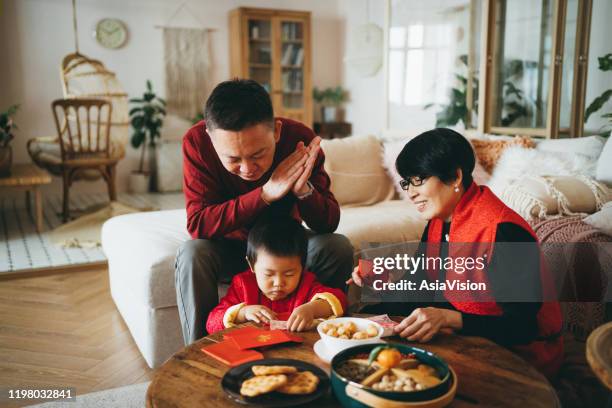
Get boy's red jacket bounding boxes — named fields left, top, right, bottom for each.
left=206, top=270, right=347, bottom=334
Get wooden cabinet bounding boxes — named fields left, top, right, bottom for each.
left=229, top=7, right=312, bottom=126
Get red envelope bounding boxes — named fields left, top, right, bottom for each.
left=360, top=258, right=389, bottom=285
left=223, top=325, right=266, bottom=340
left=230, top=329, right=302, bottom=350
left=201, top=339, right=264, bottom=366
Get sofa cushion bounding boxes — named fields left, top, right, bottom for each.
left=596, top=133, right=612, bottom=186
left=536, top=135, right=605, bottom=160
left=102, top=209, right=190, bottom=309
left=321, top=135, right=395, bottom=207
left=470, top=136, right=535, bottom=173
left=500, top=175, right=609, bottom=222
left=337, top=200, right=426, bottom=252
left=584, top=201, right=612, bottom=236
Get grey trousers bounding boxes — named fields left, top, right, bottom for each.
left=174, top=232, right=354, bottom=344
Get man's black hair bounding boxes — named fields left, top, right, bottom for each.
left=395, top=128, right=475, bottom=190
left=246, top=216, right=308, bottom=267
left=204, top=78, right=274, bottom=131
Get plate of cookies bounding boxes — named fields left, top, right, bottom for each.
left=221, top=358, right=330, bottom=406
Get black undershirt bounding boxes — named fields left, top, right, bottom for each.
left=363, top=221, right=542, bottom=347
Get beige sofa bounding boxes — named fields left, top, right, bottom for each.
left=101, top=135, right=426, bottom=368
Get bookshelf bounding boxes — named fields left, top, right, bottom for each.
left=229, top=7, right=312, bottom=126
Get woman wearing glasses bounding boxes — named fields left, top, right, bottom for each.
left=349, top=128, right=563, bottom=378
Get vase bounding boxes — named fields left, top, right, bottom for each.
left=322, top=106, right=338, bottom=123
left=0, top=146, right=12, bottom=178
left=129, top=172, right=150, bottom=193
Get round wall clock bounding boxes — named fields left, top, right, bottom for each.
left=95, top=18, right=128, bottom=49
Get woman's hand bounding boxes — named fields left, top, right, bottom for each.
left=345, top=265, right=363, bottom=287
left=287, top=303, right=316, bottom=332
left=393, top=307, right=462, bottom=342
left=240, top=305, right=276, bottom=324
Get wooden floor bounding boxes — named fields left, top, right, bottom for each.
left=0, top=268, right=152, bottom=406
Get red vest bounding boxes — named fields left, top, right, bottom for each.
left=426, top=182, right=563, bottom=378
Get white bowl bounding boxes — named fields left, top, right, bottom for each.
left=317, top=317, right=383, bottom=355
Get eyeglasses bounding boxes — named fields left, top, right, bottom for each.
left=399, top=176, right=428, bottom=190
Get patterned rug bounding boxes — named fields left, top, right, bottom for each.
left=0, top=192, right=183, bottom=275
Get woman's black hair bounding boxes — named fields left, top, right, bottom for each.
left=204, top=78, right=274, bottom=131
left=246, top=216, right=308, bottom=267
left=395, top=128, right=475, bottom=190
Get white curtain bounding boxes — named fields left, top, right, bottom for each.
left=163, top=27, right=212, bottom=120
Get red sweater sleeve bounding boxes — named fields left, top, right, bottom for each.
left=206, top=275, right=246, bottom=334
left=183, top=128, right=268, bottom=240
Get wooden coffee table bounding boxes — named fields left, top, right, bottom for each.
left=147, top=315, right=560, bottom=407
left=0, top=164, right=51, bottom=232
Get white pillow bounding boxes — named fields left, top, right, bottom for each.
left=596, top=133, right=612, bottom=187
left=535, top=135, right=605, bottom=160
left=487, top=146, right=597, bottom=196
left=583, top=201, right=612, bottom=236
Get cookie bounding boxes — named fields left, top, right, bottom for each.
left=277, top=370, right=319, bottom=395
left=252, top=365, right=298, bottom=376
left=240, top=374, right=288, bottom=397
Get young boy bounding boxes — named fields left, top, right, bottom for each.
left=206, top=217, right=347, bottom=334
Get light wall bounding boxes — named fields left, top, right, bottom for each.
left=0, top=0, right=343, bottom=195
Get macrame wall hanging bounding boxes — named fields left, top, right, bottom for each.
left=156, top=2, right=215, bottom=120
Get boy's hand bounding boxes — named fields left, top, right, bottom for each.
left=287, top=303, right=316, bottom=332
left=241, top=305, right=276, bottom=324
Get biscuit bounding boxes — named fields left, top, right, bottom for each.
left=252, top=365, right=298, bottom=376
left=240, top=374, right=288, bottom=397
left=277, top=371, right=319, bottom=394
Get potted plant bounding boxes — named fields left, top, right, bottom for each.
left=0, top=104, right=19, bottom=177
left=129, top=80, right=166, bottom=193
left=584, top=53, right=612, bottom=135
left=313, top=86, right=347, bottom=122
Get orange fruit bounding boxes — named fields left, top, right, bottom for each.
left=376, top=348, right=402, bottom=368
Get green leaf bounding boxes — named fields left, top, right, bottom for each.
left=597, top=53, right=612, bottom=72
left=129, top=98, right=144, bottom=103
left=130, top=131, right=145, bottom=148
left=146, top=80, right=153, bottom=92
left=585, top=89, right=612, bottom=123
left=131, top=115, right=145, bottom=129
left=129, top=107, right=143, bottom=116
left=455, top=74, right=468, bottom=86
left=368, top=345, right=389, bottom=366
left=423, top=103, right=436, bottom=110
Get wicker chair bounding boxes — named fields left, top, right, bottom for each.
left=51, top=98, right=120, bottom=221
left=27, top=52, right=128, bottom=218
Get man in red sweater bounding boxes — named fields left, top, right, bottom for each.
left=175, top=79, right=353, bottom=344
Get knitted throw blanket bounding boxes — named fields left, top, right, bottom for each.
left=531, top=216, right=611, bottom=340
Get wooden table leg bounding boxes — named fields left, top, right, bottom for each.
left=25, top=190, right=31, bottom=216
left=34, top=187, right=43, bottom=233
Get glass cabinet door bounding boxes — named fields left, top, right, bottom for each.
left=247, top=18, right=272, bottom=93
left=490, top=0, right=554, bottom=131
left=279, top=20, right=305, bottom=110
